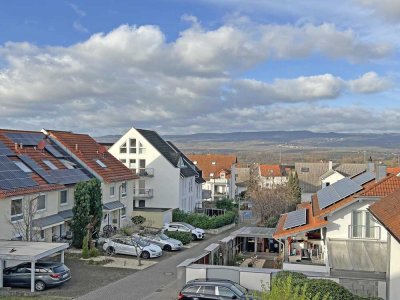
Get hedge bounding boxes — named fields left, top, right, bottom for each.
left=164, top=231, right=192, bottom=245
left=273, top=271, right=383, bottom=300
left=172, top=209, right=236, bottom=229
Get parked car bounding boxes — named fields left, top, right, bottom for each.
left=178, top=278, right=255, bottom=299
left=135, top=233, right=183, bottom=251
left=163, top=222, right=205, bottom=240
left=3, top=262, right=71, bottom=291
left=103, top=237, right=162, bottom=258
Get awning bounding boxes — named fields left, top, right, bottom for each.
left=58, top=209, right=73, bottom=220
left=103, top=200, right=124, bottom=212
left=32, top=214, right=65, bottom=230
left=231, top=227, right=275, bottom=238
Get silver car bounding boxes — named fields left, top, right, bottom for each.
left=139, top=233, right=183, bottom=251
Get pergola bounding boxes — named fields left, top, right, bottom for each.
left=230, top=227, right=276, bottom=253
left=0, top=240, right=69, bottom=292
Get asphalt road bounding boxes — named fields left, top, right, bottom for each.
left=77, top=226, right=239, bottom=300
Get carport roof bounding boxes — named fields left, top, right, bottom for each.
left=231, top=227, right=275, bottom=238
left=0, top=240, right=69, bottom=261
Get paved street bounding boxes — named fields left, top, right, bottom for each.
left=77, top=226, right=239, bottom=300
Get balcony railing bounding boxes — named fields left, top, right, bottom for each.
left=131, top=168, right=154, bottom=177
left=133, top=188, right=154, bottom=198
left=348, top=225, right=381, bottom=240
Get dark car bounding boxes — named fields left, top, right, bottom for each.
left=178, top=278, right=256, bottom=300
left=3, top=261, right=71, bottom=291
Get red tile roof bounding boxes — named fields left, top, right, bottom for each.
left=387, top=167, right=400, bottom=175
left=259, top=164, right=282, bottom=177
left=0, top=129, right=68, bottom=199
left=359, top=174, right=400, bottom=197
left=369, top=189, right=400, bottom=243
left=47, top=130, right=137, bottom=183
left=274, top=203, right=328, bottom=239
left=187, top=154, right=237, bottom=180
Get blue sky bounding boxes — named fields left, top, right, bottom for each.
left=0, top=0, right=399, bottom=135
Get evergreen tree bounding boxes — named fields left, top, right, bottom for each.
left=71, top=178, right=103, bottom=248
left=287, top=171, right=301, bottom=205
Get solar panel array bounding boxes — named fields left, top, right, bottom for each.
left=0, top=141, right=13, bottom=156
left=352, top=171, right=375, bottom=185
left=317, top=177, right=363, bottom=209
left=49, top=169, right=90, bottom=185
left=0, top=155, right=38, bottom=190
left=5, top=132, right=43, bottom=146
left=45, top=144, right=64, bottom=158
left=18, top=155, right=58, bottom=184
left=284, top=208, right=307, bottom=229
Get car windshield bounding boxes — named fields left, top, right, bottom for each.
left=182, top=223, right=195, bottom=230
left=159, top=233, right=169, bottom=240
left=134, top=239, right=150, bottom=247
left=231, top=283, right=246, bottom=295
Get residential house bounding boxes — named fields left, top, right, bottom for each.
left=295, top=161, right=366, bottom=201
left=187, top=154, right=237, bottom=200
left=107, top=128, right=203, bottom=213
left=44, top=129, right=137, bottom=231
left=387, top=166, right=400, bottom=176
left=259, top=164, right=288, bottom=188
left=369, top=189, right=400, bottom=300
left=233, top=163, right=251, bottom=197
left=274, top=164, right=399, bottom=299
left=0, top=129, right=93, bottom=242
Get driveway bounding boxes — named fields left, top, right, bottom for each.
left=77, top=226, right=240, bottom=300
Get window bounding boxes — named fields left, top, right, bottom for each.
left=96, top=159, right=107, bottom=168
left=139, top=159, right=146, bottom=175
left=14, top=161, right=32, bottom=173
left=210, top=173, right=214, bottom=177
left=129, top=159, right=136, bottom=169
left=60, top=159, right=76, bottom=169
left=200, top=286, right=215, bottom=295
left=301, top=167, right=309, bottom=172
left=11, top=199, right=23, bottom=221
left=121, top=207, right=126, bottom=219
left=60, top=190, right=68, bottom=205
left=129, top=138, right=136, bottom=154
left=351, top=210, right=377, bottom=239
left=120, top=142, right=127, bottom=154
left=119, top=159, right=126, bottom=164
left=139, top=141, right=145, bottom=154
left=212, top=161, right=216, bottom=165
left=37, top=195, right=46, bottom=211
left=110, top=186, right=115, bottom=197
left=217, top=286, right=235, bottom=297
left=133, top=200, right=136, bottom=208
left=43, top=160, right=58, bottom=170
left=121, top=182, right=127, bottom=197
left=139, top=200, right=145, bottom=208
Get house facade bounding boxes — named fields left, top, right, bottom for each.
left=187, top=153, right=237, bottom=201
left=44, top=129, right=138, bottom=232
left=259, top=164, right=288, bottom=188
left=108, top=128, right=202, bottom=212
left=274, top=164, right=398, bottom=299
left=0, top=129, right=93, bottom=242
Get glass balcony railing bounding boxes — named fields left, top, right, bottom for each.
left=348, top=225, right=380, bottom=239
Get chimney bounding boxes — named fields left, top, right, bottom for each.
left=14, top=143, right=18, bottom=151
left=376, top=164, right=387, bottom=182
left=367, top=162, right=375, bottom=172
left=328, top=161, right=333, bottom=170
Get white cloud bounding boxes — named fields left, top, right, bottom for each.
left=68, top=2, right=86, bottom=17
left=73, top=21, right=89, bottom=33
left=0, top=22, right=395, bottom=135
left=358, top=0, right=400, bottom=22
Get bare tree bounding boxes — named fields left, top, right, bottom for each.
left=9, top=194, right=41, bottom=241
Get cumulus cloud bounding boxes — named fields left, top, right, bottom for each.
left=0, top=22, right=395, bottom=134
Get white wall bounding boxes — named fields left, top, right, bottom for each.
left=389, top=235, right=400, bottom=300
left=321, top=172, right=345, bottom=188
left=327, top=200, right=387, bottom=241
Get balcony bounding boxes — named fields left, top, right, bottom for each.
left=348, top=225, right=381, bottom=240
left=131, top=168, right=154, bottom=177
left=133, top=188, right=154, bottom=198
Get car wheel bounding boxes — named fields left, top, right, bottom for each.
left=164, top=245, right=172, bottom=251
left=192, top=234, right=197, bottom=240
left=141, top=251, right=150, bottom=259
left=35, top=280, right=46, bottom=291
left=106, top=246, right=115, bottom=255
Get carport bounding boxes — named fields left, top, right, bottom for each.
left=0, top=240, right=69, bottom=292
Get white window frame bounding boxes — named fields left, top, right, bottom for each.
left=11, top=198, right=23, bottom=221
left=139, top=141, right=145, bottom=154
left=121, top=207, right=126, bottom=219
left=96, top=159, right=107, bottom=168
left=129, top=138, right=136, bottom=154
left=14, top=161, right=32, bottom=173
left=43, top=160, right=58, bottom=170
left=120, top=142, right=127, bottom=154
left=60, top=190, right=68, bottom=206
left=37, top=194, right=46, bottom=212
left=110, top=186, right=115, bottom=197
left=121, top=182, right=127, bottom=197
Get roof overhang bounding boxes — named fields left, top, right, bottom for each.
left=0, top=240, right=69, bottom=261
left=103, top=200, right=124, bottom=212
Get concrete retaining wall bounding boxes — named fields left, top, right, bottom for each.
left=205, top=223, right=236, bottom=235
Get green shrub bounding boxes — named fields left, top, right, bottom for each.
left=120, top=226, right=134, bottom=236
left=264, top=215, right=280, bottom=228
left=82, top=234, right=89, bottom=259
left=215, top=198, right=234, bottom=211
left=172, top=209, right=236, bottom=229
left=131, top=215, right=146, bottom=225
left=89, top=247, right=100, bottom=258
left=164, top=231, right=192, bottom=245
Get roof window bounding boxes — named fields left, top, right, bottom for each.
left=60, top=159, right=76, bottom=169
left=43, top=160, right=58, bottom=170
left=96, top=159, right=107, bottom=168
left=14, top=161, right=32, bottom=173
left=212, top=161, right=216, bottom=165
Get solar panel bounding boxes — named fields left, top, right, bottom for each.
left=0, top=156, right=37, bottom=190
left=18, top=155, right=58, bottom=184
left=318, top=177, right=363, bottom=209
left=284, top=208, right=307, bottom=229
left=45, top=145, right=64, bottom=158
left=5, top=132, right=43, bottom=146
left=49, top=169, right=90, bottom=185
left=352, top=171, right=375, bottom=185
left=0, top=141, right=13, bottom=156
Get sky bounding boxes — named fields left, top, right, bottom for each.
left=0, top=0, right=400, bottom=135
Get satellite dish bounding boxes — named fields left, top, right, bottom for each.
left=98, top=145, right=107, bottom=154
left=37, top=140, right=46, bottom=150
